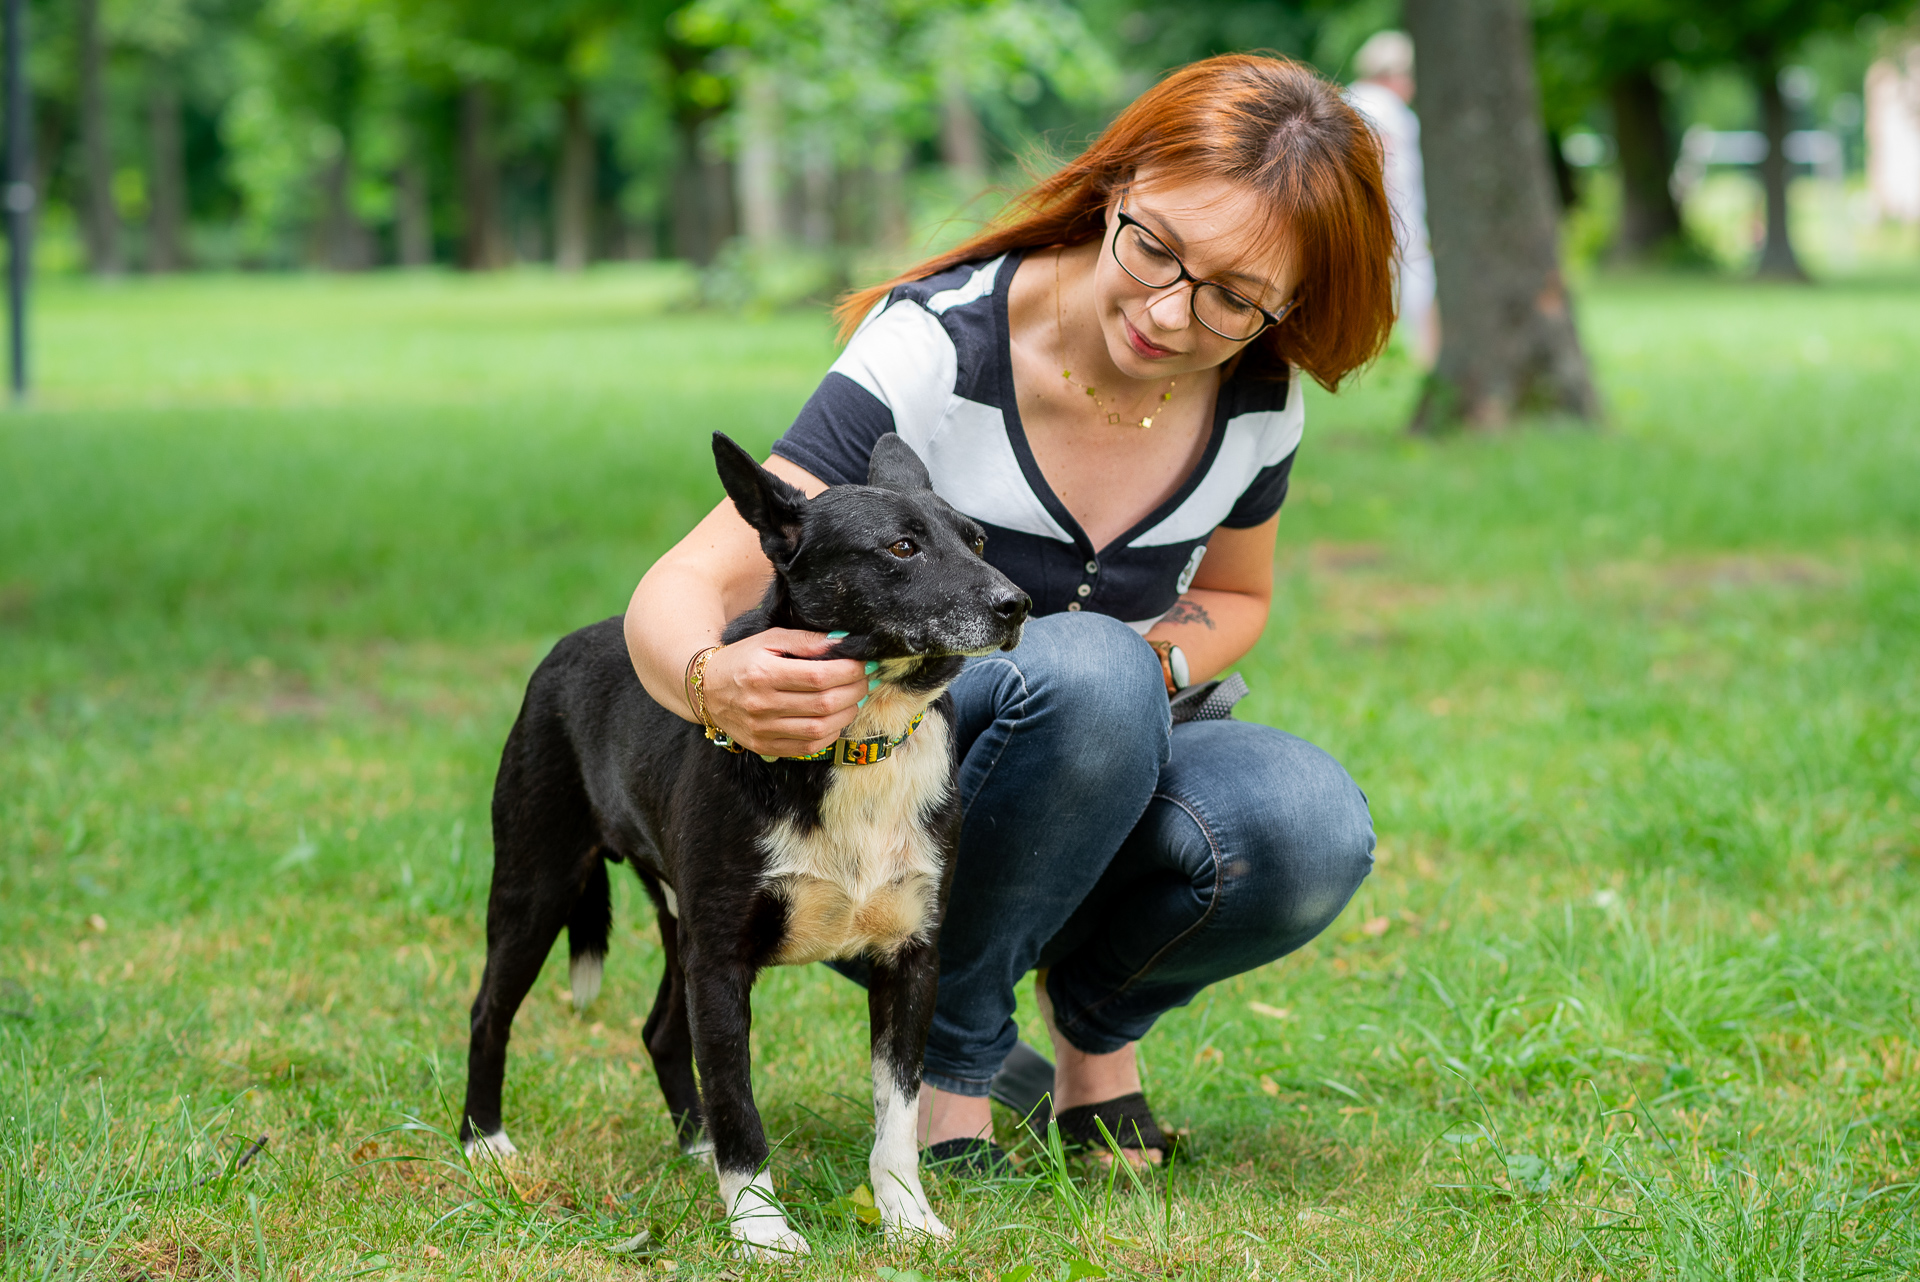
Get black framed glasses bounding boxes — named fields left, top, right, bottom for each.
left=1111, top=208, right=1294, bottom=342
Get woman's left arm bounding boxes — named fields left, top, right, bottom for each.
left=1143, top=514, right=1279, bottom=686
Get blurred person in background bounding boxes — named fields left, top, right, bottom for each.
left=1347, top=30, right=1438, bottom=368
left=628, top=55, right=1396, bottom=1171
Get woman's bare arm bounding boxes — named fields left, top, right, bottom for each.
left=624, top=456, right=868, bottom=757
left=1143, top=514, right=1278, bottom=685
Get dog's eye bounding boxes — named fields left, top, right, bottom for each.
left=970, top=535, right=986, bottom=557
left=888, top=538, right=919, bottom=559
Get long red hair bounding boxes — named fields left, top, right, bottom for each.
left=834, top=54, right=1396, bottom=391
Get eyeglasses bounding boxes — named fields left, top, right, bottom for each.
left=1111, top=208, right=1294, bottom=342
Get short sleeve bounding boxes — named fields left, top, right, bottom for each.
left=771, top=298, right=958, bottom=487
left=1219, top=450, right=1297, bottom=528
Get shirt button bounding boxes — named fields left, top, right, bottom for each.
left=1066, top=602, right=1082, bottom=611
left=1076, top=583, right=1091, bottom=597
left=1085, top=560, right=1099, bottom=574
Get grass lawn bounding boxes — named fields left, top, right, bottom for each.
left=3, top=265, right=1917, bottom=1280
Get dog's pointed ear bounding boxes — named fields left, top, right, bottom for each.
left=714, top=432, right=806, bottom=563
left=866, top=433, right=933, bottom=492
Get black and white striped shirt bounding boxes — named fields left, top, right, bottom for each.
left=772, top=249, right=1303, bottom=632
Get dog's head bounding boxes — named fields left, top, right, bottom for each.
left=714, top=432, right=1030, bottom=658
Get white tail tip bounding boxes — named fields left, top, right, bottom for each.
left=570, top=953, right=603, bottom=1012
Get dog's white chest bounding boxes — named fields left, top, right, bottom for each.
left=759, top=711, right=950, bottom=966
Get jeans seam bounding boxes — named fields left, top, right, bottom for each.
left=1058, top=789, right=1222, bottom=1031
left=958, top=657, right=1030, bottom=828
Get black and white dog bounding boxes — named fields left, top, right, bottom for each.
left=458, top=433, right=1029, bottom=1255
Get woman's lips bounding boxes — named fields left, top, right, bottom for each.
left=1123, top=316, right=1177, bottom=358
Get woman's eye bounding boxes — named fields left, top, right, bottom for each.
left=889, top=538, right=919, bottom=559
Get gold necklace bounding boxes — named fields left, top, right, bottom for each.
left=1055, top=248, right=1175, bottom=429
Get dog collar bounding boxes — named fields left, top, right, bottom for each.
left=711, top=712, right=927, bottom=767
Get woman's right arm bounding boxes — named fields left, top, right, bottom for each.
left=625, top=456, right=867, bottom=758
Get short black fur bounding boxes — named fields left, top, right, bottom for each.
left=458, top=433, right=1029, bottom=1249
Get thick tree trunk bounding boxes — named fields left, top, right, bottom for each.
left=1608, top=68, right=1682, bottom=261
left=459, top=83, right=508, bottom=270
left=797, top=132, right=834, bottom=248
left=1754, top=65, right=1808, bottom=281
left=146, top=75, right=186, bottom=272
left=1403, top=0, right=1598, bottom=431
left=734, top=70, right=781, bottom=250
left=395, top=134, right=432, bottom=267
left=871, top=136, right=909, bottom=252
left=553, top=89, right=593, bottom=271
left=77, top=0, right=120, bottom=275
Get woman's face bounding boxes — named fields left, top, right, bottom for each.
left=1091, top=171, right=1299, bottom=382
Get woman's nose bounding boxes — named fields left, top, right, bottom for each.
left=1144, top=285, right=1191, bottom=332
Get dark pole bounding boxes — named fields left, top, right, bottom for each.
left=4, top=0, right=29, bottom=401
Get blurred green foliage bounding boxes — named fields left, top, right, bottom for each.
left=30, top=0, right=1917, bottom=280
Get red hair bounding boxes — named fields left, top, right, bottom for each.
left=834, top=54, right=1397, bottom=391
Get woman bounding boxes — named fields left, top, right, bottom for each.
left=627, top=54, right=1394, bottom=1168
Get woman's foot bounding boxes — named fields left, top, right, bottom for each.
left=917, top=1082, right=994, bottom=1149
left=1033, top=970, right=1163, bottom=1166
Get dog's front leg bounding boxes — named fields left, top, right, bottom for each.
left=683, top=953, right=809, bottom=1258
left=867, top=938, right=953, bottom=1241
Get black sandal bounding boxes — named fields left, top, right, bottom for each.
left=1052, top=1092, right=1180, bottom=1161
left=921, top=1136, right=1013, bottom=1177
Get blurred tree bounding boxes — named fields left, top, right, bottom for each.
left=1689, top=0, right=1905, bottom=280
left=77, top=0, right=120, bottom=274
left=1533, top=0, right=1699, bottom=262
left=1405, top=0, right=1598, bottom=429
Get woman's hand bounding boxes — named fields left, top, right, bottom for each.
left=697, top=629, right=867, bottom=758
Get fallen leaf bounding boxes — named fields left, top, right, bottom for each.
left=1361, top=916, right=1391, bottom=938
left=422, top=1244, right=442, bottom=1260
left=1248, top=1001, right=1291, bottom=1021
left=1259, top=1075, right=1280, bottom=1096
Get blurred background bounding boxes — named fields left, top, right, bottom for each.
left=27, top=0, right=1920, bottom=300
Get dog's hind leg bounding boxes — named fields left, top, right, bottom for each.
left=683, top=949, right=809, bottom=1258
left=867, top=938, right=952, bottom=1241
left=459, top=723, right=601, bottom=1158
left=637, top=875, right=705, bottom=1155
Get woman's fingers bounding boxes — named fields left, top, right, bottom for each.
left=698, top=630, right=868, bottom=755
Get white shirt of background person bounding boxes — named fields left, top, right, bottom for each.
left=1347, top=30, right=1439, bottom=368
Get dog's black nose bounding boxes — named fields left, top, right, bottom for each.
left=994, top=591, right=1031, bottom=623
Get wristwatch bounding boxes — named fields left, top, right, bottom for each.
left=1149, top=640, right=1191, bottom=695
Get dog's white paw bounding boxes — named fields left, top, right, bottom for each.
left=879, top=1189, right=952, bottom=1243
left=731, top=1223, right=812, bottom=1259
left=463, top=1129, right=519, bottom=1160
left=682, top=1131, right=714, bottom=1159
left=875, top=1182, right=952, bottom=1242
left=720, top=1168, right=809, bottom=1259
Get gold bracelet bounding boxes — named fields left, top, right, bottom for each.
left=683, top=645, right=740, bottom=750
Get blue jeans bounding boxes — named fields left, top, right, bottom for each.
left=837, top=612, right=1376, bottom=1098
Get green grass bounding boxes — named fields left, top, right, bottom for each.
left=3, top=264, right=1917, bottom=1280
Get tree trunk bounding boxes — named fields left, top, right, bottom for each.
left=670, top=113, right=733, bottom=266
left=734, top=70, right=781, bottom=250
left=146, top=74, right=186, bottom=272
left=395, top=131, right=432, bottom=267
left=553, top=88, right=593, bottom=271
left=1608, top=68, right=1682, bottom=261
left=940, top=73, right=986, bottom=189
left=459, top=83, right=508, bottom=270
left=1403, top=0, right=1598, bottom=431
left=1754, top=64, right=1808, bottom=281
left=316, top=148, right=373, bottom=270
left=871, top=136, right=909, bottom=252
left=77, top=0, right=120, bottom=275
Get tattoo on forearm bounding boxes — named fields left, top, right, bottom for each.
left=1164, top=597, right=1216, bottom=630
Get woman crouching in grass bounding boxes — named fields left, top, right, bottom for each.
left=627, top=53, right=1396, bottom=1169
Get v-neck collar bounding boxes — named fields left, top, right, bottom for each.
left=993, top=246, right=1232, bottom=559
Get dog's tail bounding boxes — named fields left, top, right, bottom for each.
left=568, top=855, right=612, bottom=1013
